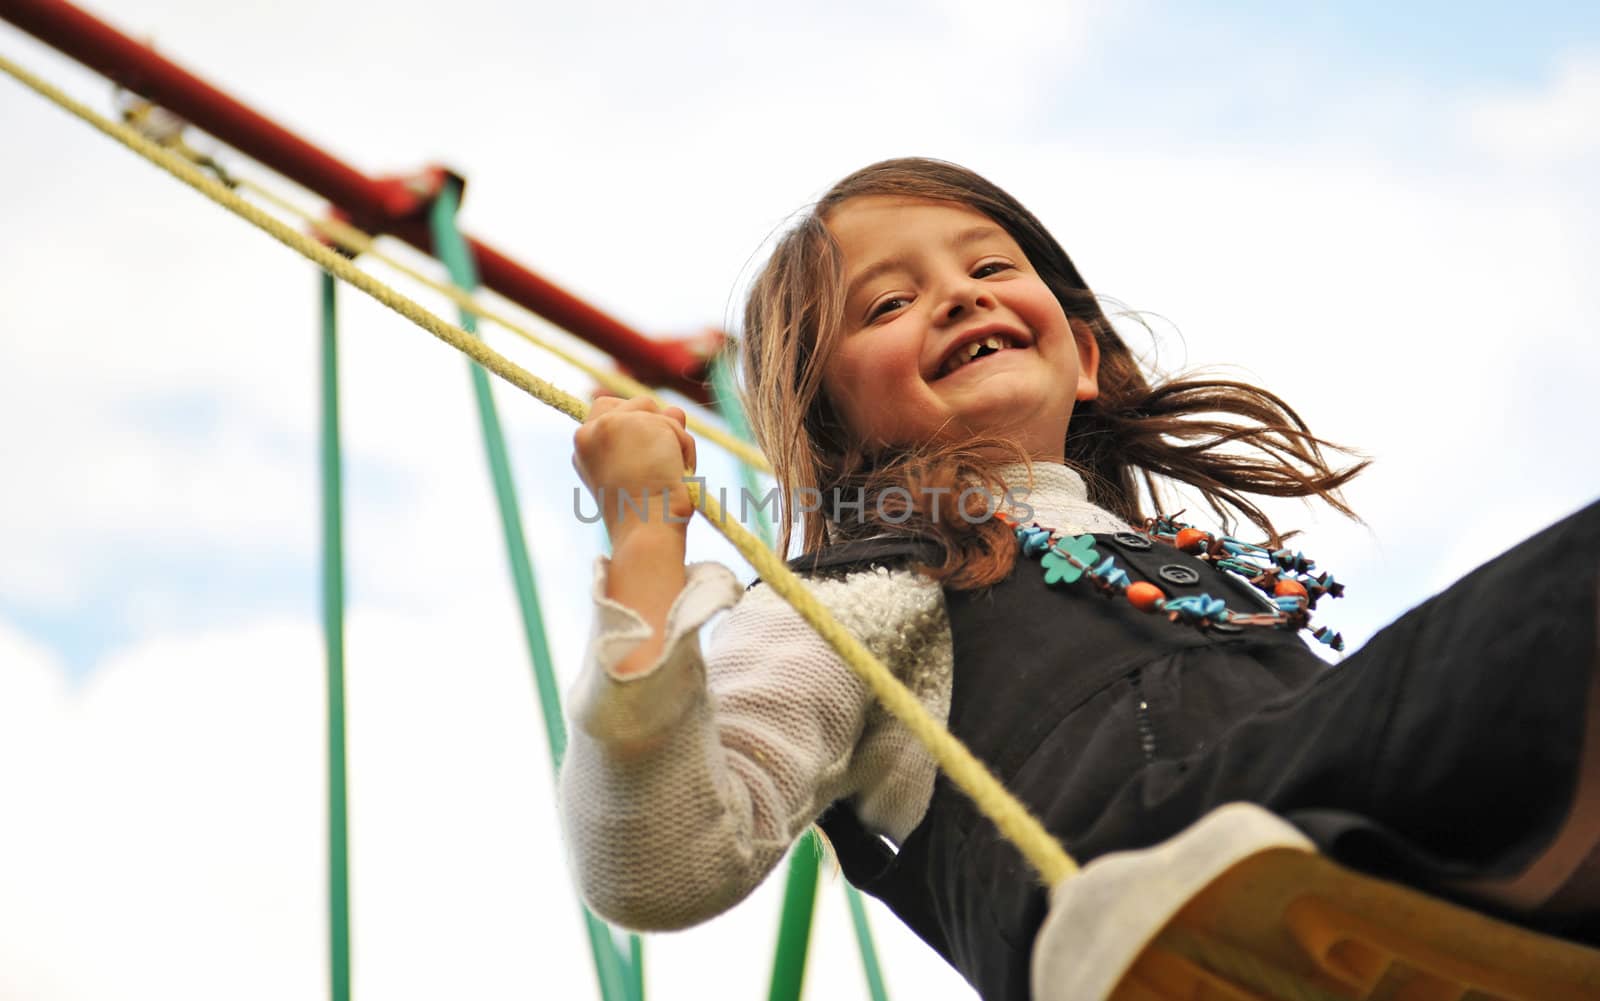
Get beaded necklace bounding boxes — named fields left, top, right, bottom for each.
left=995, top=510, right=1346, bottom=650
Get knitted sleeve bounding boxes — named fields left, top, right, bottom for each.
left=557, top=556, right=949, bottom=931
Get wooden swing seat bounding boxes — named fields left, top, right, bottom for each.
left=1032, top=804, right=1600, bottom=1001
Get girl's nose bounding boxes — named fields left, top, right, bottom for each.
left=941, top=281, right=995, bottom=323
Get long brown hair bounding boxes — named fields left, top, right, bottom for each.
left=734, top=157, right=1365, bottom=589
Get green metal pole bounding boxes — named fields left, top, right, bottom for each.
left=767, top=842, right=821, bottom=1001
left=707, top=353, right=892, bottom=1001
left=319, top=270, right=352, bottom=1001
left=628, top=931, right=645, bottom=1001
left=428, top=184, right=638, bottom=1001
left=846, top=883, right=890, bottom=1001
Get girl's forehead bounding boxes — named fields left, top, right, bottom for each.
left=825, top=196, right=997, bottom=244
left=824, top=197, right=1016, bottom=279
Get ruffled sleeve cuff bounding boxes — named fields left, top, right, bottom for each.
left=571, top=557, right=743, bottom=749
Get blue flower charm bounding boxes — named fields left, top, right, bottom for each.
left=1040, top=534, right=1100, bottom=585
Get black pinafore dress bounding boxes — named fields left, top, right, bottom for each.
left=790, top=500, right=1600, bottom=1001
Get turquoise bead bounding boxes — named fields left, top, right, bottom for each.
left=1091, top=556, right=1130, bottom=589
left=1020, top=527, right=1053, bottom=556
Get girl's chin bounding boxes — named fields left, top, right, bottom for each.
left=938, top=386, right=1060, bottom=424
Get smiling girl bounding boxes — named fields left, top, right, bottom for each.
left=561, top=158, right=1600, bottom=1000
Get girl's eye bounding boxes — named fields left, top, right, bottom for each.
left=973, top=261, right=1013, bottom=278
left=868, top=296, right=910, bottom=321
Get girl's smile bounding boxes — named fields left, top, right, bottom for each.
left=821, top=196, right=1100, bottom=462
left=930, top=328, right=1032, bottom=381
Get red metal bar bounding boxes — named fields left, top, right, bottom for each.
left=0, top=0, right=719, bottom=402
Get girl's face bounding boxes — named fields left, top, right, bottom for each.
left=821, top=196, right=1099, bottom=462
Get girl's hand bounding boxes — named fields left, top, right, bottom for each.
left=575, top=396, right=696, bottom=676
left=573, top=396, right=698, bottom=544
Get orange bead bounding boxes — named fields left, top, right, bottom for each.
left=1126, top=582, right=1165, bottom=611
left=1175, top=528, right=1209, bottom=553
left=1274, top=579, right=1308, bottom=599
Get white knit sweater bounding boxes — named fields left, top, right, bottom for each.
left=558, top=463, right=1130, bottom=930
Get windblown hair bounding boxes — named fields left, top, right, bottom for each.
left=734, top=157, right=1366, bottom=589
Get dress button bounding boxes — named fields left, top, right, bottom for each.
left=1158, top=564, right=1201, bottom=586
left=1113, top=532, right=1152, bottom=550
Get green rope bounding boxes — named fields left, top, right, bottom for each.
left=428, top=184, right=639, bottom=1001
left=319, top=270, right=352, bottom=1001
left=707, top=353, right=891, bottom=1001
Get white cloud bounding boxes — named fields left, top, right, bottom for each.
left=1465, top=52, right=1600, bottom=164
left=0, top=617, right=325, bottom=999
left=0, top=609, right=974, bottom=1000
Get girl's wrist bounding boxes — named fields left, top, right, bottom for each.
left=602, top=521, right=690, bottom=678
left=607, top=511, right=691, bottom=556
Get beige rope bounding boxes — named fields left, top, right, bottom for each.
left=231, top=175, right=772, bottom=474
left=119, top=93, right=770, bottom=473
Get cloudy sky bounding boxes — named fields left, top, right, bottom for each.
left=2, top=2, right=1599, bottom=999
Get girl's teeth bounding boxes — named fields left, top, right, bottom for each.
left=943, top=337, right=1012, bottom=376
